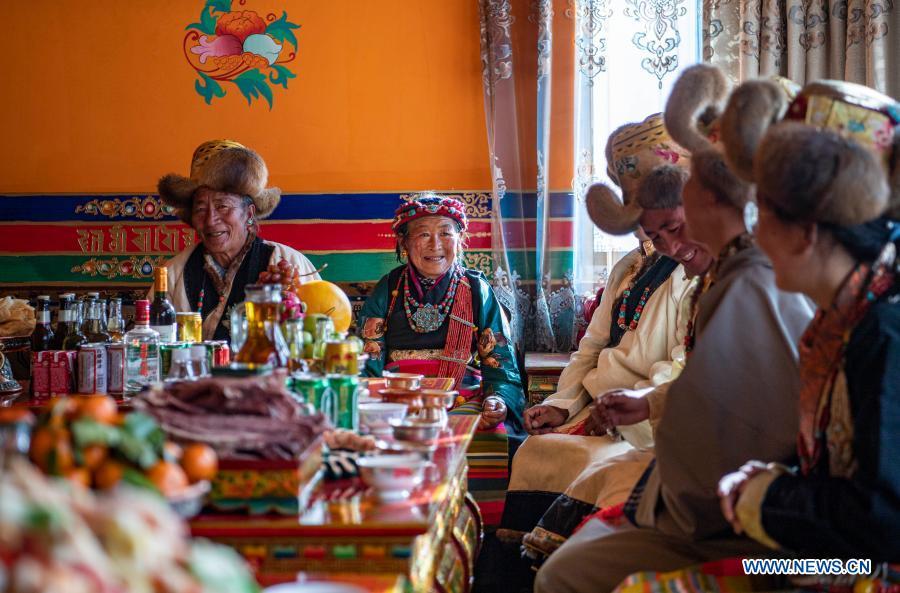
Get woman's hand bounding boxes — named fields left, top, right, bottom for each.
left=479, top=396, right=508, bottom=430
left=523, top=404, right=567, bottom=435
left=718, top=461, right=768, bottom=534
left=592, top=389, right=650, bottom=429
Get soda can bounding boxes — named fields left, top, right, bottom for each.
left=50, top=351, right=76, bottom=396
left=327, top=374, right=359, bottom=431
left=31, top=351, right=52, bottom=399
left=324, top=340, right=357, bottom=375
left=78, top=343, right=108, bottom=394
left=106, top=343, right=125, bottom=396
left=289, top=374, right=335, bottom=422
left=159, top=342, right=188, bottom=379
left=176, top=312, right=202, bottom=343
left=213, top=340, right=230, bottom=366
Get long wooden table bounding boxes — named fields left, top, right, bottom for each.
left=190, top=415, right=482, bottom=593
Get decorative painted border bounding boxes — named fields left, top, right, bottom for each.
left=0, top=192, right=575, bottom=286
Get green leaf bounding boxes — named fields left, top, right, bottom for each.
left=186, top=5, right=217, bottom=35
left=265, top=11, right=301, bottom=47
left=268, top=64, right=296, bottom=89
left=121, top=467, right=161, bottom=493
left=71, top=418, right=120, bottom=448
left=233, top=69, right=273, bottom=109
left=195, top=72, right=226, bottom=105
left=123, top=412, right=160, bottom=441
left=206, top=0, right=231, bottom=13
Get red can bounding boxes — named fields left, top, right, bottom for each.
left=204, top=340, right=230, bottom=367
left=31, top=351, right=52, bottom=398
left=49, top=351, right=76, bottom=396
left=106, top=343, right=125, bottom=396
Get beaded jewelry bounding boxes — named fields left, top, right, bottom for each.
left=617, top=286, right=652, bottom=331
left=402, top=265, right=461, bottom=333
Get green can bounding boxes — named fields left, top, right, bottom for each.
left=159, top=342, right=189, bottom=379
left=327, top=374, right=360, bottom=431
left=289, top=374, right=336, bottom=423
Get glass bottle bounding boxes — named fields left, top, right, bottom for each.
left=234, top=284, right=289, bottom=366
left=31, top=295, right=55, bottom=352
left=62, top=295, right=88, bottom=351
left=166, top=348, right=195, bottom=381
left=189, top=344, right=210, bottom=378
left=84, top=299, right=111, bottom=343
left=107, top=298, right=124, bottom=342
left=50, top=294, right=74, bottom=350
left=124, top=299, right=160, bottom=395
left=149, top=267, right=177, bottom=343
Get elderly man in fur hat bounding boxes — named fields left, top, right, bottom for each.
left=492, top=115, right=715, bottom=578
left=154, top=140, right=319, bottom=341
left=533, top=65, right=815, bottom=593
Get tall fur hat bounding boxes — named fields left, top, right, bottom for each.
left=664, top=64, right=765, bottom=211
left=585, top=113, right=691, bottom=235
left=721, top=78, right=900, bottom=218
left=158, top=140, right=282, bottom=224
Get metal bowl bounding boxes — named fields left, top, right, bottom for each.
left=378, top=388, right=424, bottom=412
left=389, top=418, right=443, bottom=443
left=418, top=389, right=458, bottom=410
left=382, top=371, right=424, bottom=391
left=375, top=438, right=437, bottom=459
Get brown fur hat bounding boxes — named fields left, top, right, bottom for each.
left=722, top=78, right=900, bottom=219
left=158, top=140, right=282, bottom=224
left=585, top=114, right=691, bottom=235
left=755, top=122, right=889, bottom=227
left=663, top=63, right=730, bottom=155
left=720, top=79, right=796, bottom=182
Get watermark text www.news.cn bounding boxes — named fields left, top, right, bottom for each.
left=742, top=558, right=872, bottom=576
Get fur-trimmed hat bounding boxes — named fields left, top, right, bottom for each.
left=722, top=78, right=900, bottom=219
left=664, top=64, right=769, bottom=211
left=158, top=140, right=282, bottom=224
left=585, top=113, right=691, bottom=235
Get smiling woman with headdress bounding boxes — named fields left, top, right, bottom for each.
left=154, top=140, right=320, bottom=341
left=358, top=193, right=526, bottom=515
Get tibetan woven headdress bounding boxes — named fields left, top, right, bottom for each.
left=585, top=113, right=692, bottom=235
left=392, top=194, right=469, bottom=233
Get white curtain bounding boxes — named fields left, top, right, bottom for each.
left=572, top=0, right=701, bottom=296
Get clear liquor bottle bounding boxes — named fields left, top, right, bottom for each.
left=31, top=295, right=54, bottom=352
left=124, top=299, right=160, bottom=395
left=107, top=297, right=125, bottom=343
left=84, top=299, right=112, bottom=343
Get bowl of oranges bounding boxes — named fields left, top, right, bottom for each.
left=27, top=394, right=218, bottom=518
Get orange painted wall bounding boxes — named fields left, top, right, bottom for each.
left=0, top=1, right=492, bottom=193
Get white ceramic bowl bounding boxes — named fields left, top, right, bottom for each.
left=358, top=402, right=408, bottom=435
left=356, top=454, right=429, bottom=501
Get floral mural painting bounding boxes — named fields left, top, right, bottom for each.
left=183, top=0, right=300, bottom=108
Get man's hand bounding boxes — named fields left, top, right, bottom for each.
left=593, top=389, right=651, bottom=428
left=718, top=461, right=767, bottom=534
left=479, top=396, right=508, bottom=430
left=523, top=404, right=567, bottom=435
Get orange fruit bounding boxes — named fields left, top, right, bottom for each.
left=81, top=444, right=108, bottom=471
left=180, top=443, right=218, bottom=483
left=29, top=427, right=73, bottom=475
left=74, top=394, right=118, bottom=424
left=0, top=407, right=34, bottom=425
left=94, top=459, right=125, bottom=490
left=295, top=280, right=353, bottom=333
left=64, top=467, right=92, bottom=488
left=146, top=461, right=189, bottom=497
